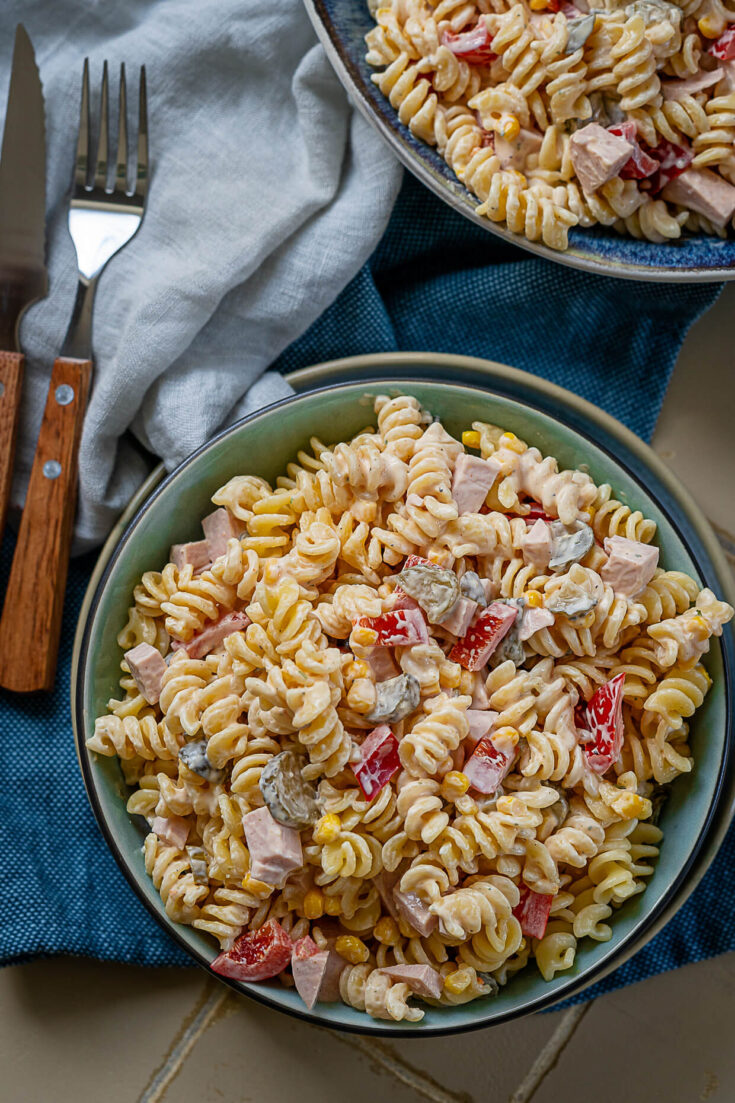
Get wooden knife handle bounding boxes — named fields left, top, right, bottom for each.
left=0, top=356, right=92, bottom=693
left=0, top=349, right=24, bottom=540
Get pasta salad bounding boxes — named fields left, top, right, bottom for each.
left=364, top=0, right=735, bottom=251
left=88, top=395, right=733, bottom=1023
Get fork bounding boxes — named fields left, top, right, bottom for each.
left=0, top=61, right=148, bottom=693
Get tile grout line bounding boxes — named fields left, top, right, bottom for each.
left=137, top=985, right=231, bottom=1103
left=329, top=1031, right=470, bottom=1103
left=507, top=1004, right=592, bottom=1103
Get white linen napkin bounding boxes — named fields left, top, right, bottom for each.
left=3, top=0, right=402, bottom=548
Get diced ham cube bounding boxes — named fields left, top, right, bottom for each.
left=152, top=814, right=190, bottom=850
left=393, top=889, right=438, bottom=937
left=442, top=22, right=497, bottom=65
left=170, top=539, right=211, bottom=572
left=569, top=123, right=634, bottom=194
left=378, top=964, right=443, bottom=1000
left=182, top=610, right=251, bottom=659
left=124, top=642, right=167, bottom=705
left=662, top=68, right=723, bottom=98
left=438, top=596, right=478, bottom=637
left=522, top=519, right=553, bottom=569
left=466, top=708, right=499, bottom=748
left=212, top=919, right=292, bottom=982
left=463, top=737, right=514, bottom=794
left=448, top=602, right=519, bottom=670
left=352, top=725, right=401, bottom=801
left=357, top=607, right=429, bottom=647
left=451, top=454, right=501, bottom=514
left=600, top=535, right=659, bottom=597
left=201, top=507, right=242, bottom=559
left=364, top=646, right=401, bottom=683
left=494, top=127, right=543, bottom=172
left=513, top=889, right=553, bottom=939
left=517, top=606, right=555, bottom=641
left=662, top=168, right=735, bottom=226
left=291, top=937, right=345, bottom=1008
left=471, top=673, right=490, bottom=710
left=242, top=806, right=302, bottom=887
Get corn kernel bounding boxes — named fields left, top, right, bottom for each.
left=698, top=15, right=720, bottom=36
left=439, top=660, right=462, bottom=689
left=443, top=969, right=472, bottom=995
left=303, top=889, right=325, bottom=920
left=500, top=114, right=520, bottom=141
left=530, top=0, right=548, bottom=9
left=374, top=916, right=401, bottom=945
left=523, top=589, right=544, bottom=608
left=493, top=726, right=520, bottom=756
left=313, top=813, right=342, bottom=844
left=462, top=430, right=481, bottom=449
left=324, top=895, right=342, bottom=916
left=335, top=935, right=370, bottom=964
left=352, top=624, right=378, bottom=647
left=346, top=659, right=370, bottom=681
left=441, top=771, right=471, bottom=801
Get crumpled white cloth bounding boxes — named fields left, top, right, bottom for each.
left=4, top=0, right=402, bottom=549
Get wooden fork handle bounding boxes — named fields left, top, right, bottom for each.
left=0, top=356, right=92, bottom=693
left=0, top=349, right=24, bottom=540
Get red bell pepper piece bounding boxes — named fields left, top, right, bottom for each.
left=442, top=22, right=497, bottom=64
left=640, top=139, right=692, bottom=194
left=211, top=919, right=293, bottom=982
left=709, top=27, right=735, bottom=60
left=352, top=724, right=401, bottom=801
left=513, top=888, right=553, bottom=939
left=579, top=672, right=626, bottom=775
left=462, top=736, right=514, bottom=794
left=357, top=606, right=429, bottom=646
left=449, top=601, right=518, bottom=670
left=608, top=123, right=659, bottom=180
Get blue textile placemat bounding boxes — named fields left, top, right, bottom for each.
left=1, top=174, right=729, bottom=1005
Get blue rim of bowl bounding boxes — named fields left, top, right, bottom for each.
left=303, top=0, right=735, bottom=282
left=73, top=366, right=735, bottom=1036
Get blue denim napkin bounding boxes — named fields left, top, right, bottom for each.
left=1, top=175, right=728, bottom=1008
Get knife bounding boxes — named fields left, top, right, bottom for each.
left=0, top=25, right=46, bottom=541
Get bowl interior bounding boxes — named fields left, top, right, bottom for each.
left=79, top=378, right=730, bottom=1033
left=306, top=0, right=735, bottom=281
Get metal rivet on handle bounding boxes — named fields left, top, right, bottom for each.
left=55, top=384, right=75, bottom=406
left=43, top=460, right=62, bottom=480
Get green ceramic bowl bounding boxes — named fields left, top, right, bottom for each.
left=73, top=354, right=735, bottom=1036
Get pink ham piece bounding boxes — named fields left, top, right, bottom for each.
left=463, top=737, right=514, bottom=794
left=242, top=806, right=302, bottom=886
left=124, top=642, right=167, bottom=705
left=291, top=937, right=345, bottom=1009
left=152, top=814, right=190, bottom=850
left=212, top=919, right=293, bottom=982
left=716, top=59, right=735, bottom=92
left=600, top=535, right=659, bottom=597
left=569, top=123, right=634, bottom=193
left=662, top=68, right=723, bottom=98
left=466, top=708, right=499, bottom=748
left=170, top=540, right=211, bottom=572
left=357, top=607, right=429, bottom=647
left=662, top=168, right=735, bottom=226
left=470, top=673, right=490, bottom=710
left=513, top=889, right=553, bottom=939
left=494, top=127, right=543, bottom=172
left=393, top=889, right=438, bottom=938
left=352, top=725, right=401, bottom=801
left=373, top=868, right=404, bottom=920
left=182, top=610, right=251, bottom=659
left=438, top=596, right=478, bottom=638
left=201, top=507, right=242, bottom=559
left=522, top=519, right=553, bottom=569
left=364, top=646, right=401, bottom=683
left=378, top=964, right=443, bottom=1000
left=517, top=605, right=555, bottom=641
left=451, top=454, right=501, bottom=514
left=448, top=602, right=518, bottom=670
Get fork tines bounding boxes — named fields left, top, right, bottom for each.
left=75, top=59, right=148, bottom=204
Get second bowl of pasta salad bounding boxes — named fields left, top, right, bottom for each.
left=75, top=369, right=735, bottom=1033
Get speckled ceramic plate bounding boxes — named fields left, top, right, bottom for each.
left=304, top=0, right=735, bottom=282
left=73, top=353, right=735, bottom=1035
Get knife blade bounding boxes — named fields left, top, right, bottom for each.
left=0, top=24, right=47, bottom=539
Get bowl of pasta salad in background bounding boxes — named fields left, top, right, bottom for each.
left=74, top=358, right=735, bottom=1035
left=303, top=0, right=735, bottom=281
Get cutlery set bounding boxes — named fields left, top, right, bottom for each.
left=0, top=26, right=148, bottom=693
